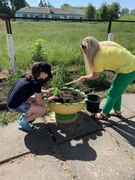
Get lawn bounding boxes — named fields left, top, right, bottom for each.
left=0, top=15, right=135, bottom=125
left=0, top=16, right=135, bottom=70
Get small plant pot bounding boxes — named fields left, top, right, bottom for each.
left=86, top=94, right=101, bottom=113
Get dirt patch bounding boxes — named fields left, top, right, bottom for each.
left=0, top=70, right=114, bottom=111
left=54, top=90, right=85, bottom=103
left=0, top=68, right=9, bottom=111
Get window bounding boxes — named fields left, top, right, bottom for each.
left=23, top=14, right=28, bottom=17
left=45, top=15, right=49, bottom=18
left=29, top=14, right=34, bottom=18
left=39, top=15, right=43, bottom=18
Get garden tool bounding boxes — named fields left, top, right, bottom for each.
left=59, top=79, right=79, bottom=87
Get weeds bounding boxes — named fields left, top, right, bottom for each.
left=125, top=84, right=135, bottom=93
left=4, top=70, right=23, bottom=95
left=49, top=64, right=73, bottom=87
left=31, top=39, right=48, bottom=63
left=86, top=72, right=107, bottom=86
left=0, top=111, right=19, bottom=126
left=0, top=18, right=135, bottom=125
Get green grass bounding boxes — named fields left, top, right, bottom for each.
left=0, top=15, right=135, bottom=125
left=0, top=16, right=135, bottom=69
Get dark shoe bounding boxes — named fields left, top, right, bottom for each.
left=110, top=110, right=122, bottom=117
left=91, top=112, right=108, bottom=120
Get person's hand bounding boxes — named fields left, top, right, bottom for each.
left=46, top=90, right=50, bottom=94
left=78, top=76, right=87, bottom=82
left=42, top=89, right=50, bottom=94
left=41, top=89, right=50, bottom=94
left=49, top=95, right=59, bottom=101
left=51, top=95, right=59, bottom=100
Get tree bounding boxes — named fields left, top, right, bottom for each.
left=130, top=9, right=135, bottom=15
left=38, top=0, right=44, bottom=7
left=108, top=2, right=120, bottom=20
left=84, top=3, right=96, bottom=19
left=0, top=0, right=13, bottom=16
left=10, top=0, right=28, bottom=14
left=38, top=0, right=47, bottom=7
left=97, top=2, right=109, bottom=20
left=38, top=0, right=52, bottom=7
left=61, top=4, right=85, bottom=9
left=47, top=1, right=52, bottom=7
left=61, top=3, right=70, bottom=8
left=120, top=8, right=130, bottom=17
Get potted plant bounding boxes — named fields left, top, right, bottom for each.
left=43, top=87, right=87, bottom=123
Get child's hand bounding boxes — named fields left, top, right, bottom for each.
left=51, top=95, right=59, bottom=100
left=47, top=95, right=59, bottom=102
left=41, top=89, right=50, bottom=94
left=45, top=90, right=50, bottom=94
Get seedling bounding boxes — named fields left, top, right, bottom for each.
left=49, top=87, right=61, bottom=96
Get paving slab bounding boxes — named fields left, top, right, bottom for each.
left=0, top=148, right=72, bottom=180
left=59, top=131, right=135, bottom=180
left=0, top=93, right=135, bottom=180
left=92, top=94, right=135, bottom=128
left=45, top=111, right=101, bottom=144
left=84, top=107, right=124, bottom=128
left=106, top=117, right=135, bottom=159
left=0, top=118, right=56, bottom=163
left=122, top=94, right=135, bottom=112
left=100, top=94, right=135, bottom=113
left=100, top=97, right=135, bottom=119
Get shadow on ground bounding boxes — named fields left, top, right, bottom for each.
left=24, top=111, right=104, bottom=161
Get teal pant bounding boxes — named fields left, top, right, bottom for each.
left=102, top=70, right=135, bottom=114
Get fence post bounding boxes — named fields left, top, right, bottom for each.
left=107, top=20, right=114, bottom=40
left=0, top=14, right=16, bottom=74
left=107, top=33, right=114, bottom=41
left=6, top=34, right=16, bottom=73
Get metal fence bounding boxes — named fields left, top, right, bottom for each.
left=0, top=15, right=135, bottom=73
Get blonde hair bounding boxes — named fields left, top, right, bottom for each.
left=81, top=36, right=100, bottom=74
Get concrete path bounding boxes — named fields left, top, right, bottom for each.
left=0, top=94, right=135, bottom=180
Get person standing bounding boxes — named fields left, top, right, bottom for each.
left=78, top=36, right=135, bottom=119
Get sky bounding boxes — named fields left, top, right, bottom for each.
left=26, top=0, right=135, bottom=10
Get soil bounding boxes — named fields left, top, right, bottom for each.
left=0, top=68, right=9, bottom=111
left=0, top=69, right=115, bottom=111
left=54, top=90, right=85, bottom=103
left=3, top=67, right=127, bottom=111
